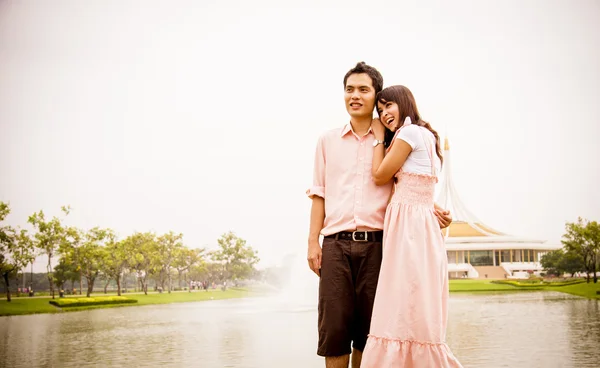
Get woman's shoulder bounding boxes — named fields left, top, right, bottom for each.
left=397, top=123, right=429, bottom=142
left=397, top=123, right=420, bottom=136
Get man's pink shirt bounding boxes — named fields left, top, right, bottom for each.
left=307, top=124, right=393, bottom=236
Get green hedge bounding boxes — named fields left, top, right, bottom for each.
left=542, top=279, right=586, bottom=287
left=491, top=279, right=586, bottom=288
left=49, top=296, right=137, bottom=308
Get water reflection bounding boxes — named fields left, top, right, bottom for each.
left=567, top=298, right=600, bottom=366
left=445, top=292, right=596, bottom=367
left=0, top=292, right=598, bottom=367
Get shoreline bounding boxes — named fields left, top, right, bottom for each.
left=2, top=281, right=598, bottom=317
left=0, top=287, right=267, bottom=317
left=449, top=279, right=600, bottom=300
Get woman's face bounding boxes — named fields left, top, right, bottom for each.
left=377, top=100, right=401, bottom=132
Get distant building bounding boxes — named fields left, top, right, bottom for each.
left=438, top=138, right=562, bottom=279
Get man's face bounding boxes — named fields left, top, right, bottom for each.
left=344, top=73, right=376, bottom=119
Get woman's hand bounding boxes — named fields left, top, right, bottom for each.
left=371, top=118, right=386, bottom=140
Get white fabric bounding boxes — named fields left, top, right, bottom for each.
left=396, top=124, right=441, bottom=175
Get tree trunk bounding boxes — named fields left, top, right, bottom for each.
left=141, top=276, right=148, bottom=295
left=79, top=271, right=83, bottom=295
left=168, top=273, right=172, bottom=293
left=116, top=275, right=122, bottom=296
left=160, top=272, right=166, bottom=291
left=3, top=273, right=11, bottom=302
left=103, top=278, right=110, bottom=294
left=587, top=270, right=591, bottom=283
left=178, top=271, right=183, bottom=289
left=16, top=275, right=20, bottom=297
left=47, top=256, right=55, bottom=299
left=86, top=276, right=95, bottom=297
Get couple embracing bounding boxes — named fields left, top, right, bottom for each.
left=306, top=62, right=463, bottom=368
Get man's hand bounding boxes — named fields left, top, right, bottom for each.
left=435, top=208, right=452, bottom=229
left=371, top=118, right=386, bottom=140
left=307, top=240, right=322, bottom=277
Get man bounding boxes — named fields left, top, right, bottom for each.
left=306, top=61, right=452, bottom=368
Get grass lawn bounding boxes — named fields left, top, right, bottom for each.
left=0, top=297, right=62, bottom=316
left=449, top=280, right=521, bottom=292
left=0, top=287, right=264, bottom=317
left=450, top=279, right=600, bottom=300
left=553, top=282, right=600, bottom=300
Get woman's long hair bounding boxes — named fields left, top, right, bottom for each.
left=377, top=85, right=443, bottom=167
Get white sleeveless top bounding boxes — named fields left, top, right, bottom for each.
left=396, top=125, right=441, bottom=176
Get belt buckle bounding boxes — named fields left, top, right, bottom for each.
left=352, top=231, right=369, bottom=242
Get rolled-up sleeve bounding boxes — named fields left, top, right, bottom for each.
left=306, top=134, right=326, bottom=199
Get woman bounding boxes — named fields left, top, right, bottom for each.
left=360, top=85, right=463, bottom=367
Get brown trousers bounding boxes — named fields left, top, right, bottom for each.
left=317, top=236, right=383, bottom=357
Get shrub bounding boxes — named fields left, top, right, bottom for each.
left=490, top=280, right=544, bottom=288
left=516, top=279, right=543, bottom=284
left=49, top=296, right=137, bottom=308
left=490, top=279, right=586, bottom=288
left=542, top=279, right=586, bottom=287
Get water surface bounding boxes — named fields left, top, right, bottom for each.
left=1, top=292, right=598, bottom=367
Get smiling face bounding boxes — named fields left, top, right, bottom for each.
left=377, top=99, right=401, bottom=132
left=344, top=73, right=376, bottom=119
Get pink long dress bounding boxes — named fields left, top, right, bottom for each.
left=360, top=126, right=463, bottom=368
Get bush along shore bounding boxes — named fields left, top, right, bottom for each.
left=49, top=296, right=137, bottom=308
left=0, top=287, right=265, bottom=317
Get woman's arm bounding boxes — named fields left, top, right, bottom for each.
left=371, top=120, right=412, bottom=186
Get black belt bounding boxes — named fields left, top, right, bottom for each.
left=325, top=231, right=383, bottom=242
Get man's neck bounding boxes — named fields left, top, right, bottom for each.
left=350, top=116, right=372, bottom=136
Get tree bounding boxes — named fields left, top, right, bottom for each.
left=156, top=231, right=183, bottom=293
left=540, top=248, right=585, bottom=277
left=562, top=218, right=600, bottom=283
left=173, top=247, right=204, bottom=289
left=190, top=261, right=221, bottom=285
left=558, top=250, right=586, bottom=277
left=28, top=206, right=70, bottom=299
left=60, top=226, right=85, bottom=294
left=540, top=249, right=563, bottom=277
left=211, top=232, right=260, bottom=283
left=124, top=232, right=157, bottom=295
left=0, top=202, right=35, bottom=301
left=585, top=221, right=600, bottom=283
left=103, top=236, right=128, bottom=296
left=77, top=227, right=110, bottom=297
left=53, top=258, right=79, bottom=293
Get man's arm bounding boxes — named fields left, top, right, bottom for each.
left=306, top=135, right=326, bottom=277
left=434, top=202, right=452, bottom=229
left=308, top=197, right=325, bottom=277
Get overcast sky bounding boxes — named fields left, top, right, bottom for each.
left=1, top=0, right=599, bottom=272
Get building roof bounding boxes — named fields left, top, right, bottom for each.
left=442, top=221, right=505, bottom=237
left=437, top=137, right=561, bottom=251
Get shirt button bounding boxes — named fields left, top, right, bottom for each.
left=360, top=142, right=364, bottom=146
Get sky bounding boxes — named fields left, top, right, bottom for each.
left=1, top=0, right=599, bottom=272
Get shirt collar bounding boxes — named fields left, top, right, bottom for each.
left=341, top=123, right=373, bottom=137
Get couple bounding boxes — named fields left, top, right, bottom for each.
left=306, top=62, right=463, bottom=368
